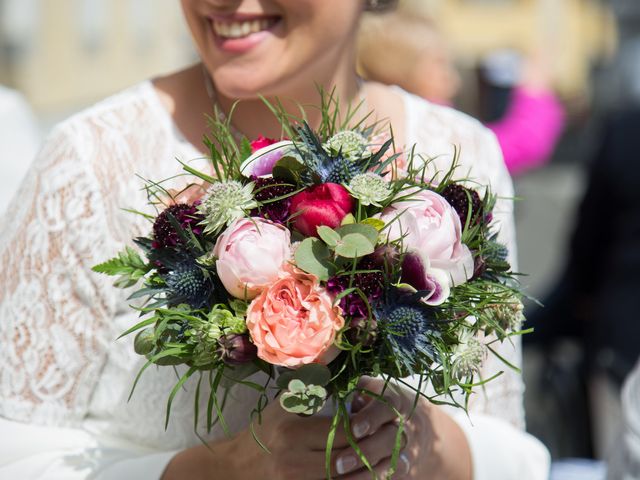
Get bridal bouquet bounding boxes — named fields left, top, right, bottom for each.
left=94, top=98, right=526, bottom=475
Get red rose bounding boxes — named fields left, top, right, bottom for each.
left=289, top=183, right=354, bottom=236
left=250, top=135, right=278, bottom=152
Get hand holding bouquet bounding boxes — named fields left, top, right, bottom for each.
left=94, top=98, right=526, bottom=478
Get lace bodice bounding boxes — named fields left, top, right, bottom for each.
left=0, top=80, right=536, bottom=478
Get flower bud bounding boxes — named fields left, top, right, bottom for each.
left=218, top=334, right=258, bottom=365
left=347, top=316, right=378, bottom=347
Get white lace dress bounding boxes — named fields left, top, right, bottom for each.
left=0, top=81, right=549, bottom=480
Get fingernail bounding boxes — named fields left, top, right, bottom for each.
left=353, top=420, right=370, bottom=439
left=336, top=455, right=357, bottom=475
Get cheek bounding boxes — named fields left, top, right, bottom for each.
left=180, top=0, right=209, bottom=53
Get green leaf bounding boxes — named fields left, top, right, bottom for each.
left=134, top=328, right=155, bottom=355
left=361, top=218, right=385, bottom=231
left=294, top=238, right=335, bottom=281
left=272, top=155, right=305, bottom=182
left=334, top=233, right=375, bottom=259
left=340, top=213, right=356, bottom=226
left=337, top=223, right=379, bottom=246
left=317, top=226, right=341, bottom=248
left=276, top=363, right=332, bottom=389
left=239, top=137, right=253, bottom=161
left=92, top=246, right=151, bottom=288
left=288, top=379, right=307, bottom=393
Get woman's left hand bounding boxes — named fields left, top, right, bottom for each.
left=334, top=377, right=472, bottom=479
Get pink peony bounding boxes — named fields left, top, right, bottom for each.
left=213, top=217, right=292, bottom=299
left=289, top=183, right=353, bottom=237
left=377, top=188, right=474, bottom=304
left=246, top=266, right=345, bottom=368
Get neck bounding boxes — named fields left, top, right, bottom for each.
left=210, top=50, right=362, bottom=140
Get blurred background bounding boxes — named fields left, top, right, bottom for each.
left=1, top=0, right=638, bottom=478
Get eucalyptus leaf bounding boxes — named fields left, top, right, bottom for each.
left=337, top=223, right=379, bottom=246
left=317, top=226, right=341, bottom=248
left=334, top=233, right=375, bottom=259
left=361, top=218, right=386, bottom=231
left=294, top=238, right=335, bottom=281
left=341, top=213, right=356, bottom=226
left=276, top=363, right=332, bottom=389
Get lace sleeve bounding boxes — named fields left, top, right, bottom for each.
left=404, top=94, right=525, bottom=429
left=0, top=122, right=120, bottom=427
left=466, top=127, right=526, bottom=431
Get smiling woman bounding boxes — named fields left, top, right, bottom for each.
left=0, top=1, right=548, bottom=479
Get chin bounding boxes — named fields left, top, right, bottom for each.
left=212, top=67, right=287, bottom=100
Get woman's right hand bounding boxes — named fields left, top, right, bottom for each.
left=162, top=399, right=351, bottom=480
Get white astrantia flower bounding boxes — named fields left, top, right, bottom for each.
left=347, top=172, right=392, bottom=206
left=324, top=130, right=369, bottom=160
left=198, top=180, right=258, bottom=234
left=452, top=330, right=487, bottom=380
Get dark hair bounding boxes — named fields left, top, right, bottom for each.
left=364, top=0, right=399, bottom=12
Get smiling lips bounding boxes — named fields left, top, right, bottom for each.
left=210, top=16, right=280, bottom=40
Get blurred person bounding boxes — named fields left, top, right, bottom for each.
left=607, top=358, right=640, bottom=480
left=0, top=85, right=40, bottom=213
left=357, top=11, right=566, bottom=176
left=0, top=1, right=549, bottom=479
left=526, top=108, right=640, bottom=468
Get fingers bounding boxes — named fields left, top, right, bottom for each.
left=339, top=452, right=411, bottom=480
left=335, top=423, right=405, bottom=476
left=271, top=416, right=351, bottom=451
left=350, top=385, right=406, bottom=441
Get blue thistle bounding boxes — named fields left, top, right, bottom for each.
left=375, top=291, right=437, bottom=374
left=295, top=123, right=369, bottom=185
left=162, top=257, right=215, bottom=309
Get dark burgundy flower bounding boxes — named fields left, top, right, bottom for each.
left=152, top=203, right=204, bottom=249
left=400, top=253, right=447, bottom=306
left=441, top=184, right=483, bottom=230
left=327, top=256, right=385, bottom=318
left=218, top=334, right=258, bottom=365
left=251, top=177, right=296, bottom=224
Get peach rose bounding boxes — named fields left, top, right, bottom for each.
left=246, top=266, right=345, bottom=368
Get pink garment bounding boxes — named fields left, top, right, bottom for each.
left=486, top=86, right=566, bottom=176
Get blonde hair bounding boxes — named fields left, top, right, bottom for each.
left=357, top=11, right=443, bottom=87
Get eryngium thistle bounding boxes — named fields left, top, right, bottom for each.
left=376, top=298, right=436, bottom=372
left=302, top=153, right=365, bottom=185
left=152, top=203, right=203, bottom=249
left=198, top=180, right=258, bottom=234
left=324, top=130, right=369, bottom=160
left=163, top=259, right=214, bottom=309
left=452, top=337, right=487, bottom=379
left=347, top=173, right=392, bottom=206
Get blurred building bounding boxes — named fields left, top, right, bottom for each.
left=401, top=0, right=617, bottom=99
left=0, top=0, right=195, bottom=122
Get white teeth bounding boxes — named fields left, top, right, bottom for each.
left=212, top=18, right=276, bottom=39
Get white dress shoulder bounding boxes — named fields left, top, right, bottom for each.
left=0, top=81, right=549, bottom=479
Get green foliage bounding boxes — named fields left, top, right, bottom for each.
left=92, top=246, right=151, bottom=288
left=334, top=233, right=375, bottom=258
left=276, top=363, right=332, bottom=390
left=294, top=238, right=336, bottom=281
left=279, top=380, right=328, bottom=416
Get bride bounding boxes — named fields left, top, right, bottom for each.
left=0, top=1, right=549, bottom=478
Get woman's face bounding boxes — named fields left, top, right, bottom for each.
left=181, top=0, right=365, bottom=99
